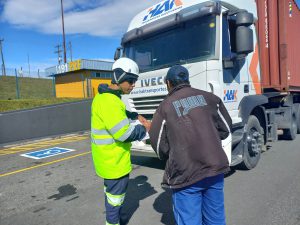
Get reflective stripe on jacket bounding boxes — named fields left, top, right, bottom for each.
left=91, top=92, right=133, bottom=179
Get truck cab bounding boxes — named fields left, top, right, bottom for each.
left=114, top=0, right=300, bottom=169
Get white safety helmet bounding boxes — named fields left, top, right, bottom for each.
left=112, top=57, right=139, bottom=84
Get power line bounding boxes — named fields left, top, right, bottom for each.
left=54, top=44, right=62, bottom=65
left=0, top=38, right=6, bottom=76
left=68, top=41, right=73, bottom=62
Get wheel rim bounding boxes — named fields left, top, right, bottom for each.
left=247, top=128, right=262, bottom=157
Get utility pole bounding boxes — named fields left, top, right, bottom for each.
left=0, top=38, right=6, bottom=76
left=54, top=44, right=62, bottom=65
left=60, top=0, right=67, bottom=64
left=68, top=41, right=73, bottom=62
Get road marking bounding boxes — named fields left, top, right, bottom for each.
left=0, top=135, right=89, bottom=156
left=0, top=151, right=90, bottom=178
left=0, top=151, right=16, bottom=154
left=21, top=147, right=75, bottom=159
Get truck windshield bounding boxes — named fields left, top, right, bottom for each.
left=124, top=15, right=216, bottom=72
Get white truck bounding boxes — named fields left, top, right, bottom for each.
left=114, top=0, right=300, bottom=169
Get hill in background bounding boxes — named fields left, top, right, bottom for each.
left=0, top=76, right=54, bottom=99
left=0, top=76, right=84, bottom=112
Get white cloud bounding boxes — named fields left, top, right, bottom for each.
left=1, top=0, right=162, bottom=37
left=2, top=0, right=60, bottom=27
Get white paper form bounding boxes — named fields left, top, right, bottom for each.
left=130, top=119, right=150, bottom=141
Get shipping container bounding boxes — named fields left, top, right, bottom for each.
left=257, top=0, right=300, bottom=92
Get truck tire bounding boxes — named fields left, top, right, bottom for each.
left=241, top=115, right=263, bottom=170
left=297, top=107, right=300, bottom=134
left=283, top=114, right=297, bottom=140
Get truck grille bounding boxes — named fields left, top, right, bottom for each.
left=130, top=95, right=166, bottom=114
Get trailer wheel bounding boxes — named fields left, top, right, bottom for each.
left=283, top=114, right=297, bottom=140
left=297, top=107, right=300, bottom=134
left=241, top=115, right=263, bottom=170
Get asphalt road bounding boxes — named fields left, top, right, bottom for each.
left=1, top=133, right=300, bottom=225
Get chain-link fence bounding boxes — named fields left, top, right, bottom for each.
left=2, top=68, right=47, bottom=78
left=0, top=68, right=56, bottom=100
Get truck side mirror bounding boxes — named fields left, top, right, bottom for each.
left=236, top=26, right=253, bottom=55
left=236, top=12, right=254, bottom=26
left=235, top=11, right=254, bottom=56
left=114, top=47, right=122, bottom=61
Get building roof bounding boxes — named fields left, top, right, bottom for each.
left=45, top=59, right=114, bottom=77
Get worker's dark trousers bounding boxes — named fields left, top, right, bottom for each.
left=104, top=174, right=129, bottom=225
left=172, top=174, right=225, bottom=225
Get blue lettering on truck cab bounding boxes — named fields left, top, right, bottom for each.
left=223, top=90, right=238, bottom=102
left=143, top=0, right=183, bottom=22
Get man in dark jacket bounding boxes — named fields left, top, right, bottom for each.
left=149, top=65, right=232, bottom=225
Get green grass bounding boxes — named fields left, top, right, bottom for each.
left=0, top=98, right=86, bottom=113
left=0, top=76, right=85, bottom=112
left=0, top=76, right=54, bottom=99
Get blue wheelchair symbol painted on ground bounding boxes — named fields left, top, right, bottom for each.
left=21, top=147, right=75, bottom=159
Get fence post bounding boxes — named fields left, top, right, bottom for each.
left=86, top=78, right=92, bottom=98
left=15, top=69, right=20, bottom=99
left=52, top=76, right=56, bottom=97
left=81, top=74, right=86, bottom=98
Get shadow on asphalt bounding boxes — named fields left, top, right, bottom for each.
left=153, top=189, right=176, bottom=225
left=120, top=173, right=176, bottom=225
left=131, top=155, right=166, bottom=170
left=121, top=175, right=157, bottom=225
left=225, top=168, right=237, bottom=177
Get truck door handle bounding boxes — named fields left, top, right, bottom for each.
left=244, top=84, right=249, bottom=93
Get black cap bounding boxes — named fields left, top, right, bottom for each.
left=165, top=65, right=189, bottom=83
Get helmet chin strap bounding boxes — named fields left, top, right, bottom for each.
left=113, top=71, right=126, bottom=84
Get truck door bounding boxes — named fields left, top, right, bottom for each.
left=222, top=14, right=249, bottom=122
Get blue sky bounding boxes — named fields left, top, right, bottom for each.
left=0, top=0, right=161, bottom=74
left=296, top=0, right=300, bottom=8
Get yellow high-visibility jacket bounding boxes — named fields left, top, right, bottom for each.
left=91, top=92, right=134, bottom=179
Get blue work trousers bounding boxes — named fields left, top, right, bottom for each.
left=172, top=174, right=226, bottom=225
left=104, top=174, right=129, bottom=225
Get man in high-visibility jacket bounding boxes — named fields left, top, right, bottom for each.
left=91, top=57, right=151, bottom=225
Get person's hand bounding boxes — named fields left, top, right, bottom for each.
left=143, top=120, right=151, bottom=132
left=138, top=115, right=147, bottom=123
left=138, top=115, right=151, bottom=131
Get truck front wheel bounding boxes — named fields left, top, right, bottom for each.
left=241, top=115, right=264, bottom=170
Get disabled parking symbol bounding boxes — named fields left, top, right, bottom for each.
left=21, top=147, right=75, bottom=159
